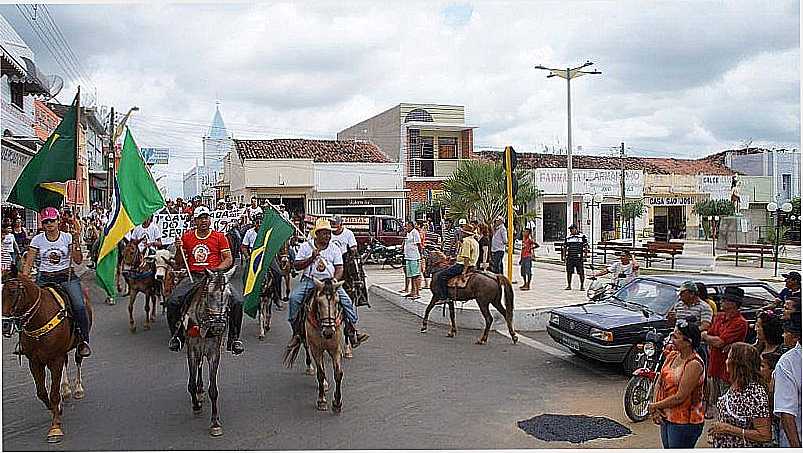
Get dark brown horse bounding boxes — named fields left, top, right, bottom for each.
left=422, top=250, right=518, bottom=345
left=278, top=241, right=292, bottom=301
left=120, top=238, right=159, bottom=332
left=257, top=267, right=279, bottom=340
left=2, top=274, right=93, bottom=443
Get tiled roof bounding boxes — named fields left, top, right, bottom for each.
left=475, top=150, right=735, bottom=175
left=233, top=139, right=392, bottom=163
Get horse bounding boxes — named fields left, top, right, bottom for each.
left=120, top=237, right=160, bottom=332
left=278, top=241, right=293, bottom=301
left=421, top=250, right=518, bottom=345
left=1, top=273, right=93, bottom=443
left=257, top=266, right=279, bottom=340
left=115, top=237, right=130, bottom=299
left=305, top=278, right=345, bottom=412
left=184, top=267, right=236, bottom=437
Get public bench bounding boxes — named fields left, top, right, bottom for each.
left=645, top=241, right=684, bottom=269
left=726, top=243, right=776, bottom=268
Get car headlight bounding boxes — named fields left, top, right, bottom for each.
left=643, top=342, right=656, bottom=357
left=590, top=328, right=614, bottom=342
left=550, top=313, right=560, bottom=325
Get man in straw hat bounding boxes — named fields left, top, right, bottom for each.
left=286, top=217, right=369, bottom=348
left=432, top=222, right=480, bottom=305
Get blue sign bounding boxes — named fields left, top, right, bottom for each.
left=139, top=147, right=169, bottom=165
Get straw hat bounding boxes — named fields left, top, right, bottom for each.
left=312, top=217, right=333, bottom=236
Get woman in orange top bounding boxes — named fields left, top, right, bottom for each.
left=647, top=317, right=706, bottom=448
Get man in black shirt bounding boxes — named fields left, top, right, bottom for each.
left=563, top=224, right=589, bottom=290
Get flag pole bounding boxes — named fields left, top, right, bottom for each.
left=68, top=87, right=81, bottom=287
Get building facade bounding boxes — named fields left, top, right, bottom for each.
left=337, top=103, right=476, bottom=219
left=225, top=139, right=404, bottom=219
left=184, top=105, right=232, bottom=203
left=719, top=148, right=801, bottom=203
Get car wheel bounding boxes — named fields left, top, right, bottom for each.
left=622, top=346, right=641, bottom=375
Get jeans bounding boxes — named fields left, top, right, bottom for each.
left=167, top=272, right=243, bottom=343
left=433, top=263, right=464, bottom=300
left=287, top=277, right=358, bottom=327
left=491, top=251, right=504, bottom=274
left=37, top=273, right=91, bottom=343
left=660, top=421, right=703, bottom=449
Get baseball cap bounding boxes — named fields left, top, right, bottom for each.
left=331, top=216, right=343, bottom=225
left=458, top=218, right=467, bottom=226
left=782, top=271, right=801, bottom=283
left=677, top=280, right=698, bottom=295
left=40, top=207, right=60, bottom=221
left=193, top=206, right=211, bottom=219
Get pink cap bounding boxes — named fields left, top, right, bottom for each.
left=40, top=207, right=60, bottom=221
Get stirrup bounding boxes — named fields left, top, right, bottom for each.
left=231, top=339, right=245, bottom=355
left=77, top=341, right=91, bottom=358
left=168, top=336, right=183, bottom=352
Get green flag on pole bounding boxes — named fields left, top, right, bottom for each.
left=243, top=207, right=294, bottom=318
left=6, top=92, right=79, bottom=211
left=95, top=129, right=165, bottom=297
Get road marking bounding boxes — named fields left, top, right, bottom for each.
left=495, top=328, right=574, bottom=358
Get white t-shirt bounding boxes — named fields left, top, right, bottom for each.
left=295, top=240, right=342, bottom=280
left=331, top=228, right=357, bottom=255
left=607, top=261, right=637, bottom=286
left=130, top=223, right=162, bottom=252
left=774, top=342, right=802, bottom=448
left=242, top=227, right=257, bottom=249
left=2, top=233, right=16, bottom=271
left=29, top=232, right=72, bottom=273
left=246, top=206, right=263, bottom=219
left=404, top=229, right=421, bottom=260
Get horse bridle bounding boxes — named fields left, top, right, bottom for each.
left=2, top=279, right=43, bottom=338
left=195, top=276, right=229, bottom=337
left=314, top=286, right=341, bottom=330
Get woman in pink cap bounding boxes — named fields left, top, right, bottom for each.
left=20, top=207, right=92, bottom=357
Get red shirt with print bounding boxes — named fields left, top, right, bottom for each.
left=181, top=229, right=230, bottom=273
left=706, top=311, right=748, bottom=382
left=522, top=237, right=534, bottom=258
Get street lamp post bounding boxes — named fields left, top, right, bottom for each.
left=706, top=215, right=720, bottom=256
left=107, top=106, right=139, bottom=208
left=766, top=201, right=793, bottom=277
left=583, top=192, right=604, bottom=268
left=534, top=61, right=601, bottom=231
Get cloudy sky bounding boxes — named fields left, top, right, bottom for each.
left=2, top=1, right=799, bottom=198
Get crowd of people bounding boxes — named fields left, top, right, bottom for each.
left=648, top=273, right=802, bottom=448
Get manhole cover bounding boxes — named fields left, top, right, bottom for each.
left=517, top=414, right=632, bottom=444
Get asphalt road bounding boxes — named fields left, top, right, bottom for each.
left=3, top=269, right=671, bottom=450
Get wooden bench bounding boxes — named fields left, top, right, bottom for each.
left=726, top=243, right=776, bottom=268
left=646, top=241, right=684, bottom=269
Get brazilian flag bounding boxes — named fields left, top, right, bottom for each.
left=243, top=206, right=294, bottom=318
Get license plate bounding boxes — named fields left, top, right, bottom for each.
left=561, top=337, right=580, bottom=351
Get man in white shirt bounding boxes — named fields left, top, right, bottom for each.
left=490, top=217, right=507, bottom=274
left=286, top=218, right=368, bottom=349
left=246, top=199, right=263, bottom=222
left=403, top=220, right=423, bottom=299
left=129, top=216, right=162, bottom=254
left=774, top=311, right=802, bottom=448
left=592, top=250, right=639, bottom=288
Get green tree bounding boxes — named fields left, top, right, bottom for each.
left=438, top=160, right=541, bottom=229
left=621, top=200, right=646, bottom=246
left=692, top=199, right=736, bottom=239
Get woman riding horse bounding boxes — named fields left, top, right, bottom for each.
left=20, top=207, right=92, bottom=357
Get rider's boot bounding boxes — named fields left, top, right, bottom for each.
left=77, top=340, right=91, bottom=358
left=227, top=304, right=245, bottom=355
left=346, top=323, right=369, bottom=348
left=169, top=327, right=184, bottom=352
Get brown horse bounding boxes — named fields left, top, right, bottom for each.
left=421, top=250, right=518, bottom=345
left=2, top=274, right=93, bottom=443
left=278, top=241, right=292, bottom=301
left=120, top=238, right=159, bottom=332
left=305, top=278, right=345, bottom=412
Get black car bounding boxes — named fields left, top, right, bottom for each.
left=546, top=274, right=779, bottom=373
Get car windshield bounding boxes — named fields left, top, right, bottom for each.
left=613, top=279, right=678, bottom=315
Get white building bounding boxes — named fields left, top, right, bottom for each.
left=184, top=104, right=232, bottom=202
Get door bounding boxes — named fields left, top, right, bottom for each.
left=421, top=138, right=434, bottom=177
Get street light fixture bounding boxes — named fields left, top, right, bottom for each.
left=535, top=61, right=601, bottom=231
left=583, top=192, right=604, bottom=268
left=766, top=201, right=793, bottom=277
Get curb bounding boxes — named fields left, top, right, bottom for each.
left=368, top=284, right=580, bottom=332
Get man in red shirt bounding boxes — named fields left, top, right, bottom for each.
left=167, top=206, right=244, bottom=355
left=701, top=286, right=748, bottom=417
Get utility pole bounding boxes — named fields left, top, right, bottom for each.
left=620, top=142, right=626, bottom=241
left=107, top=106, right=115, bottom=209
left=534, top=61, right=601, bottom=232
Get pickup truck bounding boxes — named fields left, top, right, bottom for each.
left=303, top=214, right=406, bottom=250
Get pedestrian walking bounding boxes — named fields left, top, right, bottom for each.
left=490, top=216, right=507, bottom=274
left=403, top=220, right=422, bottom=299
left=441, top=219, right=456, bottom=257
left=476, top=223, right=490, bottom=271
left=773, top=310, right=801, bottom=448
left=2, top=224, right=19, bottom=274
left=519, top=227, right=537, bottom=290
left=562, top=224, right=588, bottom=290
left=707, top=342, right=772, bottom=447
left=647, top=317, right=706, bottom=449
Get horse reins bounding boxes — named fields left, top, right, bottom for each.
left=3, top=280, right=44, bottom=333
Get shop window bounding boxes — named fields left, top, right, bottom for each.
left=438, top=137, right=458, bottom=159
left=10, top=83, right=24, bottom=109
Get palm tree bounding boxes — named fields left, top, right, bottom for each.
left=438, top=160, right=541, bottom=227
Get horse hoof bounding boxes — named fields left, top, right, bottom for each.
left=73, top=389, right=85, bottom=400
left=305, top=367, right=315, bottom=376
left=447, top=332, right=456, bottom=338
left=143, top=324, right=151, bottom=331
left=61, top=387, right=71, bottom=400
left=209, top=426, right=223, bottom=437
left=258, top=335, right=264, bottom=341
left=323, top=380, right=330, bottom=392
left=106, top=298, right=115, bottom=305
left=47, top=428, right=64, bottom=443
left=129, top=325, right=136, bottom=333
left=420, top=326, right=428, bottom=333
left=475, top=339, right=487, bottom=345
left=193, top=407, right=203, bottom=416
left=332, top=402, right=342, bottom=414
left=317, top=401, right=328, bottom=411
left=512, top=335, right=519, bottom=344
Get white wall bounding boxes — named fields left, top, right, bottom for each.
left=314, top=162, right=404, bottom=192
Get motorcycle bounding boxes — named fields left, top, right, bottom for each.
left=623, top=325, right=673, bottom=422
left=586, top=272, right=628, bottom=301
left=360, top=238, right=404, bottom=269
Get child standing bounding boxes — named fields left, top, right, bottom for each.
left=519, top=227, right=538, bottom=290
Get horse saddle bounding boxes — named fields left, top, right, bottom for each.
left=447, top=268, right=477, bottom=289
left=36, top=283, right=74, bottom=336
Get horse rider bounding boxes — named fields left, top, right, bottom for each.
left=20, top=207, right=92, bottom=358
left=240, top=213, right=283, bottom=307
left=330, top=215, right=358, bottom=268
left=286, top=218, right=369, bottom=349
left=130, top=215, right=163, bottom=258
left=432, top=222, right=480, bottom=306
left=167, top=206, right=245, bottom=355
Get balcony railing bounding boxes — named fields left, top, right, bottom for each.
left=408, top=158, right=464, bottom=178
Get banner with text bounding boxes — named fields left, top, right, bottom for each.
left=533, top=168, right=645, bottom=198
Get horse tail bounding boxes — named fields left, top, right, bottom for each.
left=282, top=340, right=301, bottom=369
left=498, top=274, right=514, bottom=324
